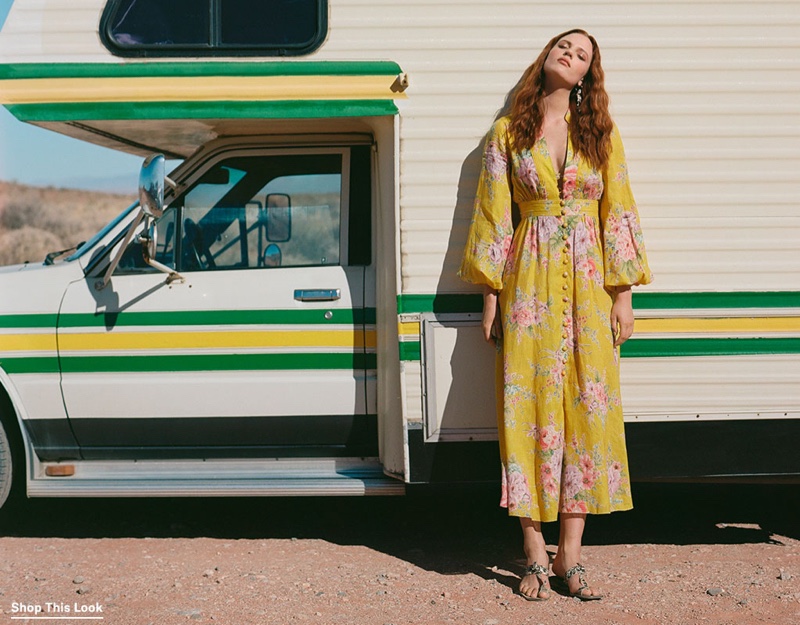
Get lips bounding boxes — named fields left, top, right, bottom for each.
left=558, top=58, right=571, bottom=68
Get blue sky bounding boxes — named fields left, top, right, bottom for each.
left=0, top=108, right=145, bottom=193
left=0, top=0, right=143, bottom=193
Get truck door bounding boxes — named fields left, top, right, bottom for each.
left=57, top=146, right=376, bottom=459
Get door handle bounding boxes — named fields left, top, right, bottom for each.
left=294, top=288, right=341, bottom=302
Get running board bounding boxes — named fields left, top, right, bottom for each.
left=28, top=457, right=405, bottom=497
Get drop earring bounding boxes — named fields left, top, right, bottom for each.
left=574, top=83, right=583, bottom=108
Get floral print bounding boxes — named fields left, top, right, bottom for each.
left=484, top=140, right=508, bottom=183
left=517, top=150, right=540, bottom=191
left=459, top=116, right=653, bottom=522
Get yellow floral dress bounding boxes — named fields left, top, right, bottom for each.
left=459, top=115, right=653, bottom=522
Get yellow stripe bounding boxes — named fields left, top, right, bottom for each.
left=0, top=75, right=405, bottom=105
left=636, top=317, right=800, bottom=333
left=398, top=321, right=420, bottom=337
left=0, top=334, right=56, bottom=351
left=1, top=330, right=376, bottom=352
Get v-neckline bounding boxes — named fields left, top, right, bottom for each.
left=540, top=134, right=572, bottom=196
left=543, top=136, right=567, bottom=179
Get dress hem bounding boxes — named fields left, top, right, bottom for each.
left=502, top=503, right=634, bottom=523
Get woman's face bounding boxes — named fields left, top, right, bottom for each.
left=543, top=32, right=593, bottom=89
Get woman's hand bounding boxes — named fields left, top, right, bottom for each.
left=610, top=286, right=634, bottom=346
left=482, top=286, right=501, bottom=344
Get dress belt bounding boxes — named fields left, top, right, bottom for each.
left=518, top=199, right=599, bottom=217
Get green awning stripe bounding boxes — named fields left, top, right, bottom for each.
left=0, top=308, right=376, bottom=329
left=397, top=291, right=800, bottom=314
left=6, top=100, right=399, bottom=122
left=0, top=61, right=403, bottom=80
left=2, top=352, right=377, bottom=375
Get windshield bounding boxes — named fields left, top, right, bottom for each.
left=65, top=201, right=139, bottom=262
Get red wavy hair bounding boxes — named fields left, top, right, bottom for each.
left=508, top=29, right=614, bottom=170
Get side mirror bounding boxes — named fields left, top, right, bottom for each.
left=139, top=154, right=165, bottom=218
left=263, top=243, right=282, bottom=267
left=265, top=193, right=291, bottom=242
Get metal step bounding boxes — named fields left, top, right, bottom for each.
left=28, top=457, right=405, bottom=497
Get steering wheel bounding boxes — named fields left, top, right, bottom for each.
left=182, top=218, right=215, bottom=270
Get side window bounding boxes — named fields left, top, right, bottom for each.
left=113, top=148, right=370, bottom=275
left=100, top=0, right=327, bottom=57
left=252, top=171, right=341, bottom=267
left=176, top=151, right=347, bottom=272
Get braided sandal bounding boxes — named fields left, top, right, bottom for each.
left=554, top=563, right=603, bottom=601
left=519, top=562, right=551, bottom=602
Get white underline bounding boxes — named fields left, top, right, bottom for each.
left=10, top=618, right=103, bottom=621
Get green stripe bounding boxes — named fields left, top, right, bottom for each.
left=3, top=352, right=377, bottom=375
left=0, top=309, right=376, bottom=329
left=398, top=342, right=421, bottom=361
left=399, top=337, right=800, bottom=361
left=397, top=291, right=800, bottom=314
left=0, top=357, right=60, bottom=374
left=0, top=61, right=403, bottom=80
left=6, top=100, right=398, bottom=122
left=634, top=292, right=800, bottom=310
left=621, top=338, right=800, bottom=358
left=397, top=294, right=483, bottom=314
left=0, top=314, right=59, bottom=329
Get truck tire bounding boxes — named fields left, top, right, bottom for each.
left=0, top=407, right=23, bottom=515
left=0, top=420, right=14, bottom=509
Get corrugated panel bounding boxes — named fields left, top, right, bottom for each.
left=621, top=355, right=800, bottom=419
left=1, top=1, right=799, bottom=294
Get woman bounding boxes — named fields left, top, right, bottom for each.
left=459, top=29, right=653, bottom=602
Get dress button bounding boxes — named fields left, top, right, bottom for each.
left=562, top=284, right=568, bottom=291
left=562, top=296, right=569, bottom=302
left=561, top=345, right=568, bottom=352
left=561, top=234, right=568, bottom=241
left=562, top=332, right=568, bottom=339
left=560, top=209, right=567, bottom=216
left=563, top=318, right=570, bottom=326
left=563, top=257, right=569, bottom=264
left=562, top=271, right=569, bottom=278
left=560, top=200, right=565, bottom=206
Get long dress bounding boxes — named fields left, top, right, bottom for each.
left=459, top=115, right=653, bottom=522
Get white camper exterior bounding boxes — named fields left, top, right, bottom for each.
left=0, top=0, right=798, bottom=507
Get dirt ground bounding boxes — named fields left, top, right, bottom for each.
left=0, top=483, right=798, bottom=625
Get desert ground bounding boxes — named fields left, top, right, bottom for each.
left=1, top=483, right=798, bottom=625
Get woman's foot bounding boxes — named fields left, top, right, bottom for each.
left=518, top=518, right=551, bottom=601
left=551, top=561, right=603, bottom=601
left=519, top=561, right=551, bottom=601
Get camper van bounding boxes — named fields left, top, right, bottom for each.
left=0, top=0, right=798, bottom=510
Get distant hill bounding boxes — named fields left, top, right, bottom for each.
left=0, top=181, right=135, bottom=266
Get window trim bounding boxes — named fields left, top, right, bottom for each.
left=99, top=0, right=328, bottom=58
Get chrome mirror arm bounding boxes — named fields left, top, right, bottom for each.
left=139, top=223, right=184, bottom=285
left=98, top=208, right=145, bottom=289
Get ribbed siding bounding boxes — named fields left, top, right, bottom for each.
left=1, top=1, right=799, bottom=293
left=621, top=355, right=800, bottom=419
